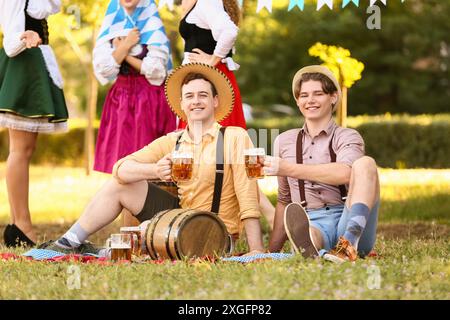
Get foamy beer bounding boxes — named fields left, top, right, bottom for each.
left=171, top=151, right=194, bottom=182
left=106, top=233, right=132, bottom=261
left=244, top=148, right=265, bottom=179
left=120, top=226, right=142, bottom=256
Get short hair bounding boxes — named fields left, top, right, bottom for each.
left=294, top=72, right=338, bottom=99
left=181, top=73, right=218, bottom=97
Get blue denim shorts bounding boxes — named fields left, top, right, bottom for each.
left=307, top=201, right=379, bottom=257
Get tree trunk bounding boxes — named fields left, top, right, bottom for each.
left=84, top=29, right=99, bottom=175
left=340, top=86, right=348, bottom=128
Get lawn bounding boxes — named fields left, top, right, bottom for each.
left=0, top=164, right=449, bottom=299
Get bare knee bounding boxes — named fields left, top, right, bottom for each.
left=9, top=143, right=36, bottom=160
left=352, top=156, right=378, bottom=178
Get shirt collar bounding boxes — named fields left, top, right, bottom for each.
left=179, top=122, right=221, bottom=145
left=301, top=118, right=337, bottom=137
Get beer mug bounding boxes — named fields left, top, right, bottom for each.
left=171, top=151, right=194, bottom=182
left=244, top=148, right=265, bottom=179
left=120, top=226, right=142, bottom=257
left=106, top=233, right=132, bottom=261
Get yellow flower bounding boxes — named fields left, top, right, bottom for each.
left=308, top=42, right=364, bottom=88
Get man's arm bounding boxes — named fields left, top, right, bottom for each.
left=268, top=202, right=288, bottom=252
left=243, top=218, right=265, bottom=253
left=116, top=160, right=159, bottom=184
left=116, top=154, right=173, bottom=184
left=265, top=157, right=351, bottom=186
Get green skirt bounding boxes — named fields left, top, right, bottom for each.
left=0, top=47, right=68, bottom=123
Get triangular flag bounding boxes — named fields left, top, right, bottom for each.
left=288, top=0, right=304, bottom=11
left=342, top=0, right=359, bottom=8
left=369, top=0, right=387, bottom=6
left=317, top=0, right=333, bottom=10
left=158, top=0, right=174, bottom=11
left=257, top=0, right=272, bottom=13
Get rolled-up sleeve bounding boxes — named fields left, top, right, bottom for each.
left=140, top=45, right=168, bottom=85
left=1, top=2, right=26, bottom=57
left=334, top=128, right=365, bottom=167
left=112, top=135, right=175, bottom=183
left=228, top=128, right=261, bottom=221
left=27, top=0, right=61, bottom=19
left=93, top=42, right=121, bottom=85
left=197, top=0, right=238, bottom=58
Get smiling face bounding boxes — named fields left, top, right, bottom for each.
left=119, top=0, right=140, bottom=14
left=180, top=78, right=219, bottom=124
left=296, top=80, right=338, bottom=122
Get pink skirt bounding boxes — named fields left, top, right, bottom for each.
left=94, top=74, right=176, bottom=173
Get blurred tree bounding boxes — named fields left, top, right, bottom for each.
left=309, top=42, right=364, bottom=127
left=49, top=0, right=108, bottom=174
left=236, top=0, right=450, bottom=115
left=1, top=0, right=448, bottom=121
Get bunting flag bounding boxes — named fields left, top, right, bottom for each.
left=256, top=0, right=273, bottom=13
left=288, top=0, right=304, bottom=11
left=370, top=0, right=387, bottom=6
left=317, top=0, right=333, bottom=10
left=342, top=0, right=359, bottom=8
left=158, top=0, right=174, bottom=11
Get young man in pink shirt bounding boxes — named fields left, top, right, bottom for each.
left=264, top=65, right=380, bottom=263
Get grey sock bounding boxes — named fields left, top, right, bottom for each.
left=343, top=203, right=370, bottom=248
left=56, top=222, right=89, bottom=249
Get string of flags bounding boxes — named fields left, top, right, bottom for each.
left=157, top=0, right=406, bottom=13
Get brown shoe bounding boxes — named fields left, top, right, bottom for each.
left=284, top=202, right=319, bottom=258
left=323, top=236, right=358, bottom=263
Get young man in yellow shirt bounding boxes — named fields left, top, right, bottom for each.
left=42, top=63, right=264, bottom=256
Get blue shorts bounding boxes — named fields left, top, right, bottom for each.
left=307, top=201, right=380, bottom=257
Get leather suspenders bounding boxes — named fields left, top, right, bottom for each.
left=295, top=130, right=347, bottom=208
left=211, top=127, right=227, bottom=213
left=175, top=127, right=227, bottom=214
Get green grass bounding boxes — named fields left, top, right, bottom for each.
left=0, top=164, right=449, bottom=299
left=0, top=237, right=448, bottom=299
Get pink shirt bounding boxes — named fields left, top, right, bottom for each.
left=275, top=120, right=364, bottom=210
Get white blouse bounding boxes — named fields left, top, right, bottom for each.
left=93, top=42, right=169, bottom=86
left=185, top=0, right=238, bottom=59
left=0, top=0, right=61, bottom=57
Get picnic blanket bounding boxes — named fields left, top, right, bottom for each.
left=0, top=249, right=295, bottom=264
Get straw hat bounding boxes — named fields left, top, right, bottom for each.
left=291, top=65, right=342, bottom=111
left=164, top=63, right=235, bottom=122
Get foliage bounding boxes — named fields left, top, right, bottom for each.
left=1, top=0, right=449, bottom=116
left=308, top=42, right=364, bottom=88
left=237, top=0, right=450, bottom=114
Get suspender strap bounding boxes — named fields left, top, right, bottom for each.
left=328, top=132, right=348, bottom=201
left=296, top=130, right=348, bottom=207
left=175, top=132, right=183, bottom=150
left=211, top=127, right=227, bottom=213
left=296, top=131, right=307, bottom=208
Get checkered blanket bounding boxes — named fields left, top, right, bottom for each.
left=0, top=250, right=294, bottom=264
left=22, top=249, right=101, bottom=260
left=221, top=253, right=294, bottom=263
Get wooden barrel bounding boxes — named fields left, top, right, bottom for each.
left=144, top=208, right=230, bottom=260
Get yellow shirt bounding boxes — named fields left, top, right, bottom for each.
left=112, top=123, right=261, bottom=235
